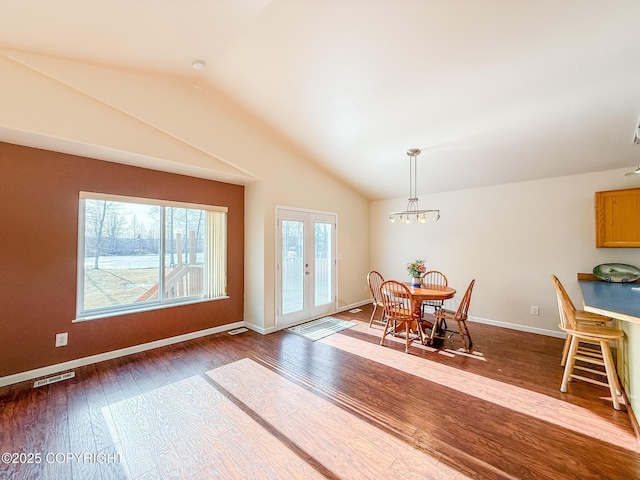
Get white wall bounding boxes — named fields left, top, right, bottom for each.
left=0, top=49, right=371, bottom=334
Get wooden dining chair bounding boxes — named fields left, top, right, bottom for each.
left=379, top=280, right=421, bottom=353
left=431, top=279, right=475, bottom=352
left=420, top=270, right=448, bottom=318
left=367, top=270, right=386, bottom=327
left=551, top=274, right=625, bottom=410
left=550, top=274, right=612, bottom=366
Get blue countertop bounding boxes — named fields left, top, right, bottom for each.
left=578, top=279, right=640, bottom=323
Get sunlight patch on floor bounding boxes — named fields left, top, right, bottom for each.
left=101, top=362, right=476, bottom=479
left=253, top=354, right=520, bottom=479
left=437, top=350, right=456, bottom=358
left=444, top=348, right=486, bottom=360
left=207, top=358, right=474, bottom=479
left=103, top=375, right=323, bottom=479
left=319, top=328, right=637, bottom=451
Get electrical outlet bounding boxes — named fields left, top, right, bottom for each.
left=530, top=305, right=539, bottom=316
left=55, top=332, right=68, bottom=347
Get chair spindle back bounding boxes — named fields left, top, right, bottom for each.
left=453, top=279, right=475, bottom=320
left=379, top=280, right=415, bottom=321
left=550, top=275, right=579, bottom=331
left=367, top=271, right=385, bottom=305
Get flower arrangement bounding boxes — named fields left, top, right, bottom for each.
left=405, top=258, right=427, bottom=278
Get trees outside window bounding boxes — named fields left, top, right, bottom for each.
left=77, top=193, right=227, bottom=319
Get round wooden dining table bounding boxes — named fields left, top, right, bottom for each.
left=404, top=283, right=457, bottom=343
left=406, top=283, right=456, bottom=304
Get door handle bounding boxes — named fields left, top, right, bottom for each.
left=305, top=271, right=310, bottom=275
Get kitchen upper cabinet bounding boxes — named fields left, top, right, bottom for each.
left=595, top=188, right=640, bottom=248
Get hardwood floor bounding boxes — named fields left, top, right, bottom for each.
left=1, top=305, right=639, bottom=479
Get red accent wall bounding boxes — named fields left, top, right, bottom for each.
left=0, top=142, right=244, bottom=378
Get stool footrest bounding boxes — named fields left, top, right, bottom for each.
left=573, top=365, right=607, bottom=377
left=570, top=374, right=610, bottom=389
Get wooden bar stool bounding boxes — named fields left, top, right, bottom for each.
left=551, top=274, right=612, bottom=367
left=551, top=275, right=625, bottom=410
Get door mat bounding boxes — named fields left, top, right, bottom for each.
left=287, top=316, right=357, bottom=341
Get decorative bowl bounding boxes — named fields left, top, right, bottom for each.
left=592, top=263, right=640, bottom=283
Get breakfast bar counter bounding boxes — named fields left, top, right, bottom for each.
left=578, top=274, right=640, bottom=324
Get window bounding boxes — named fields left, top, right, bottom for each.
left=76, top=192, right=227, bottom=320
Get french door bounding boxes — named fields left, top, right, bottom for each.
left=276, top=207, right=337, bottom=329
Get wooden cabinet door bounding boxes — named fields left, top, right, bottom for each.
left=596, top=188, right=640, bottom=247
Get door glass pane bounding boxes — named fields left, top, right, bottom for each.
left=282, top=219, right=304, bottom=315
left=314, top=222, right=332, bottom=306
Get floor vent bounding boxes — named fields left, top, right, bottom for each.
left=33, top=371, right=75, bottom=388
left=228, top=328, right=249, bottom=335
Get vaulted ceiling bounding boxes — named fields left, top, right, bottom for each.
left=2, top=0, right=640, bottom=199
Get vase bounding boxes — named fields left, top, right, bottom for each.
left=412, top=277, right=422, bottom=287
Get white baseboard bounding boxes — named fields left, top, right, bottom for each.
left=244, top=323, right=273, bottom=335
left=339, top=299, right=373, bottom=311
left=625, top=393, right=640, bottom=444
left=0, top=321, right=245, bottom=388
left=468, top=315, right=565, bottom=338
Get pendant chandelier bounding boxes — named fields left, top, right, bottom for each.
left=388, top=148, right=440, bottom=224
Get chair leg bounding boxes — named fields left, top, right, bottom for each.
left=428, top=317, right=441, bottom=344
left=561, top=334, right=571, bottom=367
left=405, top=321, right=410, bottom=353
left=612, top=364, right=623, bottom=397
left=461, top=320, right=473, bottom=351
left=380, top=319, right=391, bottom=347
left=453, top=319, right=472, bottom=352
left=369, top=303, right=378, bottom=327
left=601, top=340, right=622, bottom=410
left=417, top=319, right=427, bottom=345
left=561, top=335, right=579, bottom=392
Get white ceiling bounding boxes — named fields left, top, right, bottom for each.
left=1, top=0, right=640, bottom=199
